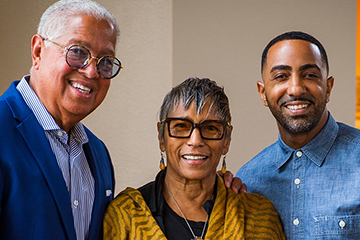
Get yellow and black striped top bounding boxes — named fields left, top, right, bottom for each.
left=103, top=174, right=285, bottom=239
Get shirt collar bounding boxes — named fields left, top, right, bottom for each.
left=70, top=123, right=89, bottom=144
left=276, top=113, right=338, bottom=169
left=17, top=75, right=58, bottom=131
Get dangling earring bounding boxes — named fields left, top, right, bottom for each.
left=160, top=152, right=166, bottom=170
left=221, top=155, right=227, bottom=174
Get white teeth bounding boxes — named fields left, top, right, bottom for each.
left=183, top=155, right=207, bottom=160
left=71, top=82, right=91, bottom=94
left=286, top=104, right=309, bottom=110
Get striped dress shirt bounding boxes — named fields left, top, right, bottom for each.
left=17, top=76, right=95, bottom=240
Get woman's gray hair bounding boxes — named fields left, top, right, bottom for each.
left=38, top=0, right=120, bottom=42
left=159, top=77, right=231, bottom=139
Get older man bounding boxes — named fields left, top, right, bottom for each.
left=0, top=0, right=121, bottom=239
left=236, top=31, right=360, bottom=239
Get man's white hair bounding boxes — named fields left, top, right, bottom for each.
left=38, top=0, right=120, bottom=42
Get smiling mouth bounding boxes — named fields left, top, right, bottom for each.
left=71, top=82, right=92, bottom=94
left=182, top=155, right=208, bottom=160
left=286, top=104, right=309, bottom=110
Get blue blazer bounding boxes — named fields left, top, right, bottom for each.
left=0, top=81, right=115, bottom=240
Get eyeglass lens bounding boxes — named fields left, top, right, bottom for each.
left=168, top=119, right=225, bottom=139
left=66, top=45, right=121, bottom=79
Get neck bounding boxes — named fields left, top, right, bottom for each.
left=163, top=171, right=215, bottom=222
left=279, top=110, right=329, bottom=149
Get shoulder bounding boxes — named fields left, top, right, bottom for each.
left=223, top=190, right=284, bottom=236
left=115, top=187, right=143, bottom=202
left=103, top=187, right=165, bottom=240
left=217, top=176, right=276, bottom=211
left=244, top=142, right=278, bottom=166
left=226, top=187, right=274, bottom=206
left=83, top=126, right=111, bottom=160
left=227, top=191, right=281, bottom=226
left=137, top=180, right=155, bottom=203
left=253, top=141, right=278, bottom=159
left=138, top=180, right=155, bottom=194
left=0, top=81, right=30, bottom=119
left=0, top=81, right=19, bottom=99
left=0, top=81, right=22, bottom=107
left=104, top=187, right=154, bottom=228
left=238, top=192, right=285, bottom=239
left=236, top=142, right=278, bottom=178
left=106, top=188, right=146, bottom=214
left=237, top=192, right=276, bottom=208
left=336, top=122, right=360, bottom=144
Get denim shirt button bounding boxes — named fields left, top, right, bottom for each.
left=293, top=218, right=300, bottom=226
left=296, top=151, right=303, bottom=157
left=339, top=220, right=346, bottom=229
left=294, top=178, right=301, bottom=185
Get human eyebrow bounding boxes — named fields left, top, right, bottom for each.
left=66, top=39, right=115, bottom=56
left=299, top=64, right=321, bottom=72
left=65, top=38, right=86, bottom=46
left=270, top=65, right=292, bottom=73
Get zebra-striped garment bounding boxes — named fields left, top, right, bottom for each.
left=103, top=174, right=285, bottom=239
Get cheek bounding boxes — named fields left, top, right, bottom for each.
left=42, top=62, right=73, bottom=86
left=306, top=82, right=327, bottom=100
left=210, top=143, right=226, bottom=159
left=164, top=139, right=181, bottom=158
left=266, top=85, right=286, bottom=103
left=95, top=81, right=111, bottom=101
left=314, top=84, right=327, bottom=95
left=41, top=49, right=68, bottom=72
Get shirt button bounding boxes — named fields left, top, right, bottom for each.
left=293, top=218, right=300, bottom=226
left=339, top=220, right=346, bottom=229
left=296, top=151, right=303, bottom=157
left=73, top=200, right=79, bottom=207
left=294, top=178, right=301, bottom=185
left=57, top=130, right=63, bottom=137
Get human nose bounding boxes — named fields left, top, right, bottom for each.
left=186, top=127, right=204, bottom=147
left=287, top=74, right=306, bottom=96
left=78, top=57, right=100, bottom=79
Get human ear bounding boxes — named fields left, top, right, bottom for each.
left=257, top=81, right=268, bottom=107
left=325, top=76, right=334, bottom=103
left=157, top=122, right=165, bottom=152
left=31, top=34, right=44, bottom=71
left=222, top=125, right=233, bottom=155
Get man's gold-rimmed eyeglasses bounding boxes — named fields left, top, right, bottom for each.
left=44, top=38, right=122, bottom=79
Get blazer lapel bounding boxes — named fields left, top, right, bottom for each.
left=10, top=90, right=77, bottom=240
left=84, top=142, right=105, bottom=239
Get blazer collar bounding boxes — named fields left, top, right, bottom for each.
left=7, top=81, right=77, bottom=240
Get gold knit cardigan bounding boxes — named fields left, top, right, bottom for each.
left=103, top=175, right=285, bottom=240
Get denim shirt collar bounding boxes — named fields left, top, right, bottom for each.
left=276, top=112, right=338, bottom=169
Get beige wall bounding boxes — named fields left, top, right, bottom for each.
left=173, top=0, right=357, bottom=176
left=0, top=0, right=356, bottom=194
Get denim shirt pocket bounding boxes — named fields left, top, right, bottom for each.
left=314, top=215, right=360, bottom=238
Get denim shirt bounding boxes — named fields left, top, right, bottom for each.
left=236, top=113, right=360, bottom=239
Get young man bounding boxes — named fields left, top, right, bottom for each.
left=236, top=31, right=360, bottom=239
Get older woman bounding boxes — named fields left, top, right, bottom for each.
left=103, top=78, right=285, bottom=239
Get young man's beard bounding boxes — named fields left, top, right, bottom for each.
left=266, top=96, right=327, bottom=134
